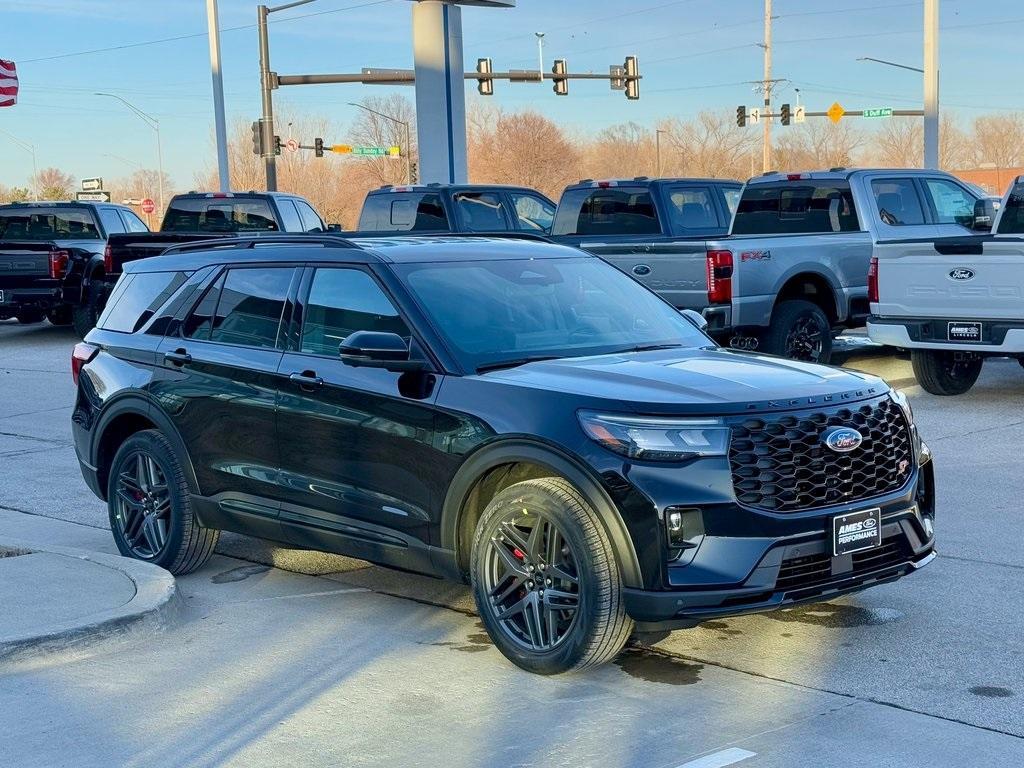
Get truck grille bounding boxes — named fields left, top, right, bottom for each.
left=729, top=396, right=912, bottom=513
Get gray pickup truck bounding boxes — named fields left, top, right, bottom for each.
left=868, top=175, right=1015, bottom=395
left=555, top=170, right=991, bottom=363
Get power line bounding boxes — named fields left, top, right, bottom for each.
left=17, top=0, right=395, bottom=64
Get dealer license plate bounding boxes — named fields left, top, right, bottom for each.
left=833, top=507, right=882, bottom=556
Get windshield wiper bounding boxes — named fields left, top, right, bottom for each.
left=615, top=343, right=686, bottom=353
left=476, top=355, right=562, bottom=374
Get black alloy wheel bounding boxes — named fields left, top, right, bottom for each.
left=482, top=509, right=581, bottom=652
left=785, top=315, right=827, bottom=362
left=764, top=299, right=833, bottom=364
left=113, top=451, right=172, bottom=560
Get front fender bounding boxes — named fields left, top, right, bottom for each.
left=438, top=438, right=644, bottom=588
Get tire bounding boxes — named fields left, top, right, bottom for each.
left=762, top=299, right=833, bottom=364
left=471, top=477, right=633, bottom=674
left=46, top=305, right=73, bottom=326
left=911, top=350, right=983, bottom=396
left=72, top=282, right=102, bottom=338
left=15, top=310, right=44, bottom=325
left=107, top=429, right=219, bottom=575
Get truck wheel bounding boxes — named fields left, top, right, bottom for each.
left=471, top=477, right=633, bottom=675
left=763, top=300, right=833, bottom=364
left=15, top=310, right=44, bottom=325
left=46, top=306, right=73, bottom=326
left=911, top=350, right=983, bottom=396
left=73, top=284, right=102, bottom=338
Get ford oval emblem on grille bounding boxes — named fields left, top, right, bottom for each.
left=949, top=268, right=975, bottom=281
left=632, top=264, right=652, bottom=276
left=822, top=426, right=863, bottom=453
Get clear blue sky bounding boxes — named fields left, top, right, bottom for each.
left=1, top=0, right=1020, bottom=189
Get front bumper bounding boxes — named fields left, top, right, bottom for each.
left=868, top=315, right=1024, bottom=354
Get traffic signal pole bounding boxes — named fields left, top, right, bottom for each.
left=257, top=4, right=278, bottom=191
left=762, top=0, right=772, bottom=173
left=923, top=0, right=939, bottom=169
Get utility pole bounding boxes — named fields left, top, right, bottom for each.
left=923, top=0, right=939, bottom=169
left=257, top=4, right=277, bottom=191
left=656, top=129, right=663, bottom=177
left=762, top=0, right=772, bottom=173
left=207, top=0, right=230, bottom=192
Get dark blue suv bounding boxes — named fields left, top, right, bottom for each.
left=72, top=234, right=935, bottom=674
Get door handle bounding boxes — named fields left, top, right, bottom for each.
left=164, top=349, right=192, bottom=366
left=289, top=371, right=324, bottom=389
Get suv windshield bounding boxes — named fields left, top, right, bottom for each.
left=0, top=207, right=101, bottom=240
left=397, top=256, right=709, bottom=372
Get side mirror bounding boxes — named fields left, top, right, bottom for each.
left=973, top=198, right=996, bottom=232
left=327, top=223, right=342, bottom=232
left=340, top=331, right=427, bottom=373
left=680, top=308, right=709, bottom=332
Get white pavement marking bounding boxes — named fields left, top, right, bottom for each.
left=235, top=587, right=372, bottom=603
left=675, top=748, right=757, bottom=768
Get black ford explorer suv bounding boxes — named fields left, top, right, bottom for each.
left=72, top=234, right=936, bottom=674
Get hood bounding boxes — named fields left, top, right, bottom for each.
left=476, top=347, right=889, bottom=415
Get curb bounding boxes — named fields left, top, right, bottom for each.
left=0, top=537, right=181, bottom=670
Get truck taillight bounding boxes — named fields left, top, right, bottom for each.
left=868, top=256, right=879, bottom=303
left=71, top=342, right=99, bottom=386
left=706, top=250, right=733, bottom=304
left=49, top=249, right=69, bottom=280
left=104, top=243, right=113, bottom=273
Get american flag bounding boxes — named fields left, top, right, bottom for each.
left=0, top=59, right=18, bottom=107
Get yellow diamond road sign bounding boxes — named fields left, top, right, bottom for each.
left=827, top=101, right=845, bottom=124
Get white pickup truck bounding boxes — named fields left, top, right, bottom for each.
left=867, top=177, right=1016, bottom=395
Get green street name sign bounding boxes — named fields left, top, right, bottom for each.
left=863, top=107, right=894, bottom=119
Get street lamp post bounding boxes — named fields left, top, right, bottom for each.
left=656, top=129, right=666, bottom=177
left=0, top=129, right=38, bottom=199
left=95, top=92, right=165, bottom=214
left=348, top=102, right=413, bottom=184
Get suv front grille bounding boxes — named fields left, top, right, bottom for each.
left=729, top=396, right=912, bottom=513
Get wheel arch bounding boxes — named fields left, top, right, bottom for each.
left=440, top=439, right=643, bottom=589
left=774, top=270, right=840, bottom=324
left=92, top=396, right=199, bottom=501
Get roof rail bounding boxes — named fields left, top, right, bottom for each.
left=158, top=234, right=362, bottom=256
left=829, top=166, right=847, bottom=172
left=383, top=231, right=553, bottom=244
left=633, top=176, right=650, bottom=182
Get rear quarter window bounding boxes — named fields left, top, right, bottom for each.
left=97, top=271, right=191, bottom=333
left=997, top=186, right=1024, bottom=234
left=162, top=198, right=278, bottom=232
left=551, top=187, right=660, bottom=236
left=732, top=183, right=860, bottom=234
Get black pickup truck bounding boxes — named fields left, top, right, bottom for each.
left=103, top=191, right=329, bottom=278
left=355, top=184, right=557, bottom=234
left=0, top=201, right=150, bottom=335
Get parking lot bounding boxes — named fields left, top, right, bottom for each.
left=2, top=318, right=1023, bottom=766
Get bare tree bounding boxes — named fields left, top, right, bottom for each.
left=468, top=107, right=582, bottom=199
left=870, top=114, right=969, bottom=170
left=585, top=122, right=657, bottom=179
left=969, top=113, right=1024, bottom=169
left=350, top=94, right=417, bottom=186
left=774, top=121, right=865, bottom=171
left=0, top=184, right=31, bottom=204
left=30, top=167, right=76, bottom=200
left=658, top=111, right=759, bottom=180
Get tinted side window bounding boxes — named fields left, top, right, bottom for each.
left=294, top=199, right=325, bottom=232
left=119, top=209, right=150, bottom=233
left=997, top=185, right=1024, bottom=234
left=510, top=193, right=555, bottom=232
left=455, top=192, right=509, bottom=231
left=277, top=199, right=303, bottom=232
left=733, top=183, right=859, bottom=234
left=208, top=268, right=293, bottom=349
left=871, top=179, right=926, bottom=226
left=924, top=178, right=976, bottom=226
left=301, top=268, right=409, bottom=356
left=98, top=208, right=126, bottom=235
left=184, top=273, right=225, bottom=340
left=722, top=187, right=741, bottom=217
left=665, top=187, right=720, bottom=230
left=99, top=271, right=190, bottom=333
left=162, top=198, right=278, bottom=232
left=551, top=187, right=660, bottom=236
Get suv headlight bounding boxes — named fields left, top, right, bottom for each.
left=578, top=411, right=730, bottom=461
left=890, top=388, right=914, bottom=426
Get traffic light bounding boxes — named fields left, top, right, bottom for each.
left=314, top=138, right=324, bottom=158
left=780, top=103, right=791, bottom=126
left=409, top=160, right=419, bottom=184
left=736, top=106, right=746, bottom=128
left=477, top=58, right=494, bottom=96
left=274, top=135, right=282, bottom=156
left=624, top=56, right=640, bottom=100
left=552, top=59, right=569, bottom=96
left=251, top=121, right=263, bottom=156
